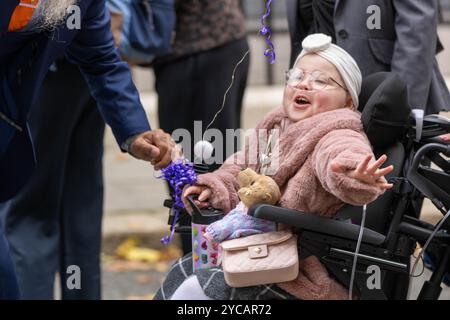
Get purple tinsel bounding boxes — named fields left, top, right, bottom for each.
left=259, top=0, right=276, bottom=64
left=158, top=159, right=197, bottom=244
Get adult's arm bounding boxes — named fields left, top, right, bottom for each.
left=65, top=0, right=150, bottom=147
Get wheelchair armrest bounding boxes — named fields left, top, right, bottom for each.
left=249, top=204, right=385, bottom=246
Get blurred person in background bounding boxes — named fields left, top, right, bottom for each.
left=153, top=0, right=250, bottom=254
left=286, top=0, right=450, bottom=117
left=0, top=58, right=106, bottom=300
left=0, top=0, right=175, bottom=299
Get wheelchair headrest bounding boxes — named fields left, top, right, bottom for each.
left=358, top=72, right=410, bottom=149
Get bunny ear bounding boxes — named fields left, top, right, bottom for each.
left=244, top=168, right=259, bottom=176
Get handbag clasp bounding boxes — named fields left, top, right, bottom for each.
left=248, top=244, right=268, bottom=259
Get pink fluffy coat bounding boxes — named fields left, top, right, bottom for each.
left=193, top=107, right=386, bottom=300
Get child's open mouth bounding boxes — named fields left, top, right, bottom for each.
left=293, top=95, right=311, bottom=109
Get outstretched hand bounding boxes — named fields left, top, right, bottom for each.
left=331, top=154, right=394, bottom=190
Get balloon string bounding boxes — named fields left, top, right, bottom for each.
left=204, top=0, right=276, bottom=132
left=204, top=49, right=250, bottom=133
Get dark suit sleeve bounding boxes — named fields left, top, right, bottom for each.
left=391, top=0, right=439, bottom=110
left=65, top=0, right=151, bottom=147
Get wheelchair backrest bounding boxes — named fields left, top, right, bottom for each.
left=335, top=72, right=410, bottom=234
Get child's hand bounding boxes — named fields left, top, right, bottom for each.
left=331, top=154, right=394, bottom=190
left=203, top=232, right=216, bottom=244
left=182, top=185, right=212, bottom=213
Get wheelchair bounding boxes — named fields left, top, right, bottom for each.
left=163, top=72, right=450, bottom=300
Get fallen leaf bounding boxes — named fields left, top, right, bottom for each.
left=101, top=254, right=116, bottom=263
left=115, top=237, right=140, bottom=259
left=159, top=245, right=183, bottom=261
left=151, top=261, right=170, bottom=273
left=116, top=153, right=130, bottom=161
left=115, top=238, right=181, bottom=265
left=105, top=260, right=152, bottom=272
left=126, top=293, right=155, bottom=300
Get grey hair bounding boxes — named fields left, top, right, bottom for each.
left=33, top=0, right=77, bottom=31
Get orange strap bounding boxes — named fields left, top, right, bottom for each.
left=8, top=0, right=40, bottom=32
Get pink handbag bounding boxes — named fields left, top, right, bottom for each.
left=220, top=231, right=299, bottom=288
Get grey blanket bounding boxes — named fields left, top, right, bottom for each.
left=154, top=253, right=296, bottom=300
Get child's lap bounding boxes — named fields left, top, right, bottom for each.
left=154, top=252, right=296, bottom=300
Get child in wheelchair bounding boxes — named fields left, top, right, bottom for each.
left=155, top=33, right=395, bottom=300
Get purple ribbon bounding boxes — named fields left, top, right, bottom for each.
left=158, top=159, right=197, bottom=244
left=259, top=0, right=276, bottom=64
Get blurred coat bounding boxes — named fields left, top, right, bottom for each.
left=0, top=0, right=150, bottom=202
left=287, top=0, right=450, bottom=114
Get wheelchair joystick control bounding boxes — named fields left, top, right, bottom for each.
left=186, top=195, right=224, bottom=271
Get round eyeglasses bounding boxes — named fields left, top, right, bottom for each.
left=285, top=68, right=347, bottom=91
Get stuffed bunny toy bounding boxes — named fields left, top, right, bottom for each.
left=204, top=168, right=281, bottom=243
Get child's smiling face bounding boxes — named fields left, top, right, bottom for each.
left=282, top=54, right=352, bottom=122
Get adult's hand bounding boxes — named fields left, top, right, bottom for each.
left=129, top=129, right=178, bottom=170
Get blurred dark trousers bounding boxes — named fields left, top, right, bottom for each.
left=0, top=59, right=105, bottom=299
left=0, top=221, right=20, bottom=299
left=154, top=38, right=250, bottom=254
left=154, top=38, right=249, bottom=166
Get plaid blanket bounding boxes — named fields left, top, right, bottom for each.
left=154, top=253, right=297, bottom=300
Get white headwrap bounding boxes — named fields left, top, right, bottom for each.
left=294, top=33, right=362, bottom=109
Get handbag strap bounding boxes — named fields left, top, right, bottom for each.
left=220, top=231, right=294, bottom=251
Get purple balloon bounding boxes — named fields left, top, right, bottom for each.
left=259, top=0, right=276, bottom=64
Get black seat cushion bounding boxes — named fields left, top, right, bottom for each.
left=359, top=72, right=410, bottom=149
